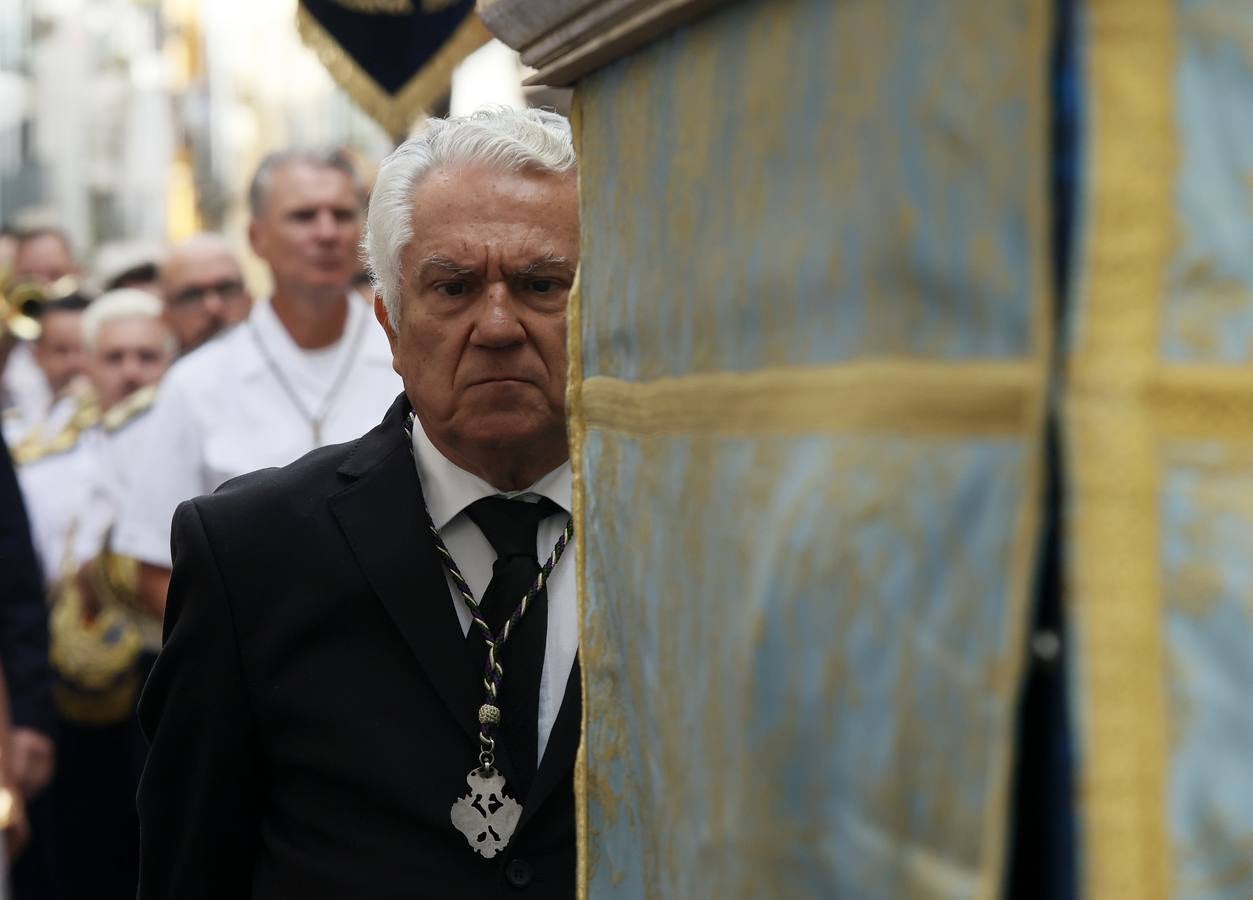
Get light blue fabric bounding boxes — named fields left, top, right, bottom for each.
left=577, top=0, right=1041, bottom=384
left=581, top=432, right=1031, bottom=898
left=1161, top=0, right=1253, bottom=363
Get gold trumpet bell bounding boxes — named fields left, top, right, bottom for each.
left=1, top=276, right=82, bottom=342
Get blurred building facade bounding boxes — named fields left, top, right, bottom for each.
left=0, top=0, right=474, bottom=286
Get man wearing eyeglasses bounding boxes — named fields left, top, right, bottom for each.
left=112, top=150, right=400, bottom=620
left=159, top=234, right=253, bottom=353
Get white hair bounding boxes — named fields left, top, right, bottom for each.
left=81, top=288, right=174, bottom=355
left=364, top=106, right=577, bottom=327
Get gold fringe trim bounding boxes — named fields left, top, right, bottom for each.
left=581, top=360, right=1041, bottom=437
left=567, top=90, right=590, bottom=900
left=1068, top=0, right=1176, bottom=896
left=296, top=6, right=491, bottom=139
left=329, top=0, right=413, bottom=13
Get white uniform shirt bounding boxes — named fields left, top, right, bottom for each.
left=17, top=430, right=104, bottom=586
left=19, top=408, right=167, bottom=650
left=1, top=342, right=52, bottom=442
left=114, top=294, right=400, bottom=568
left=410, top=420, right=577, bottom=767
left=4, top=389, right=76, bottom=451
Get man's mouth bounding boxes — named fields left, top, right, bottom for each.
left=468, top=377, right=533, bottom=388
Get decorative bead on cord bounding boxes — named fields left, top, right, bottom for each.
left=403, top=412, right=574, bottom=760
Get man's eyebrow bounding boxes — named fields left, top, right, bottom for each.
left=513, top=254, right=575, bottom=277
left=417, top=255, right=477, bottom=277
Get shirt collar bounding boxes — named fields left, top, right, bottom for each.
left=410, top=417, right=572, bottom=529
left=239, top=290, right=369, bottom=379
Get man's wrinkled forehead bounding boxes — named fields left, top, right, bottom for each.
left=258, top=161, right=361, bottom=215
left=415, top=248, right=576, bottom=279
left=166, top=249, right=241, bottom=289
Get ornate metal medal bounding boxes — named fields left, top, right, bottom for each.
left=450, top=766, right=522, bottom=858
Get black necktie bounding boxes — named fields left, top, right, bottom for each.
left=464, top=496, right=560, bottom=800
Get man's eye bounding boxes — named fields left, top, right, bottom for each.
left=438, top=282, right=467, bottom=297
left=530, top=279, right=557, bottom=294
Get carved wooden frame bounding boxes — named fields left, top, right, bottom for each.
left=477, top=0, right=732, bottom=85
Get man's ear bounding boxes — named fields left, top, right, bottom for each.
left=373, top=293, right=403, bottom=377
left=373, top=292, right=400, bottom=349
left=246, top=219, right=263, bottom=258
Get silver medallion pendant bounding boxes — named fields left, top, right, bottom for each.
left=450, top=766, right=522, bottom=858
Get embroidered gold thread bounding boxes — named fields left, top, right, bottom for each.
left=581, top=361, right=1040, bottom=437
left=296, top=6, right=490, bottom=139
left=1148, top=368, right=1253, bottom=439
left=1068, top=0, right=1176, bottom=897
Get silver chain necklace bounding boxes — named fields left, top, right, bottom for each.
left=247, top=299, right=368, bottom=446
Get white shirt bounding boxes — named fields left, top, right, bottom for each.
left=411, top=420, right=577, bottom=767
left=1, top=342, right=52, bottom=442
left=19, top=408, right=167, bottom=650
left=114, top=293, right=400, bottom=568
left=18, top=429, right=103, bottom=587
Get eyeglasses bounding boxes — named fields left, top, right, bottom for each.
left=170, top=279, right=246, bottom=307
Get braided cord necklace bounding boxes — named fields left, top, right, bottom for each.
left=404, top=412, right=574, bottom=858
left=247, top=298, right=368, bottom=447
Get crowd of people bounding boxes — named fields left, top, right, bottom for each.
left=0, top=146, right=403, bottom=899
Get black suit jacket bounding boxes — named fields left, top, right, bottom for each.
left=137, top=396, right=580, bottom=899
left=0, top=432, right=54, bottom=737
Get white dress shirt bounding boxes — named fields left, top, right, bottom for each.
left=17, top=429, right=102, bottom=586
left=1, top=342, right=52, bottom=443
left=114, top=293, right=400, bottom=568
left=410, top=420, right=577, bottom=767
left=19, top=407, right=166, bottom=650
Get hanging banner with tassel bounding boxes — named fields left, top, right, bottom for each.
left=297, top=0, right=490, bottom=140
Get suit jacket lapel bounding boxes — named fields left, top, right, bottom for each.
left=517, top=654, right=581, bottom=833
left=329, top=396, right=485, bottom=750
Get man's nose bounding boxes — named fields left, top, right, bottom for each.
left=203, top=289, right=225, bottom=319
left=470, top=283, right=527, bottom=348
left=313, top=210, right=340, bottom=241
left=120, top=356, right=145, bottom=386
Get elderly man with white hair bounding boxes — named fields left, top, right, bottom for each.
left=138, top=107, right=581, bottom=899
left=18, top=289, right=177, bottom=585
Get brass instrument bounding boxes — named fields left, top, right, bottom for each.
left=0, top=276, right=82, bottom=342
left=48, top=523, right=143, bottom=726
